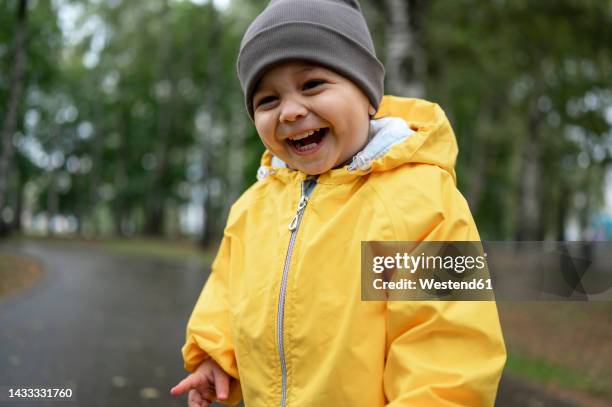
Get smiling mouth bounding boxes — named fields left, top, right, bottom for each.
left=287, top=128, right=328, bottom=153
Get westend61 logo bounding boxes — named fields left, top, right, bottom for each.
left=361, top=241, right=612, bottom=301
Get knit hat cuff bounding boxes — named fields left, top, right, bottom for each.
left=238, top=21, right=385, bottom=120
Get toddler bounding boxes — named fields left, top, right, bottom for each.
left=171, top=0, right=506, bottom=406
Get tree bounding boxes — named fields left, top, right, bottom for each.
left=382, top=0, right=426, bottom=98
left=0, top=0, right=28, bottom=236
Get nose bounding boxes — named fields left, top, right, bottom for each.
left=279, top=97, right=308, bottom=123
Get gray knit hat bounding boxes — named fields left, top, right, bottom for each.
left=237, top=0, right=385, bottom=120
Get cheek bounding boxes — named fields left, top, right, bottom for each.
left=255, top=126, right=284, bottom=155
left=254, top=119, right=274, bottom=143
left=317, top=93, right=362, bottom=129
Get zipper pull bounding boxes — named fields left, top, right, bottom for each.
left=288, top=195, right=308, bottom=231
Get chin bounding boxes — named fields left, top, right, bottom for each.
left=297, top=162, right=333, bottom=175
left=296, top=167, right=323, bottom=176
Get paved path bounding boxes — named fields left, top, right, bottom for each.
left=0, top=240, right=210, bottom=407
left=0, top=240, right=596, bottom=406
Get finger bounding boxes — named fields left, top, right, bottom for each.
left=188, top=389, right=202, bottom=407
left=212, top=363, right=230, bottom=400
left=195, top=386, right=216, bottom=401
left=201, top=397, right=211, bottom=407
left=194, top=389, right=214, bottom=407
left=171, top=374, right=200, bottom=396
left=189, top=389, right=216, bottom=407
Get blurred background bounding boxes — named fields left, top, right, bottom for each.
left=0, top=0, right=610, bottom=406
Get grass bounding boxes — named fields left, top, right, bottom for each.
left=8, top=234, right=216, bottom=265
left=94, top=238, right=215, bottom=265
left=499, top=301, right=612, bottom=401
left=506, top=351, right=610, bottom=396
left=0, top=253, right=42, bottom=298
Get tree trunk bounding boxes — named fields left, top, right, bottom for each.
left=384, top=0, right=425, bottom=98
left=10, top=166, right=22, bottom=232
left=578, top=165, right=594, bottom=240
left=199, top=11, right=224, bottom=248
left=0, top=0, right=28, bottom=236
left=144, top=0, right=173, bottom=236
left=114, top=108, right=130, bottom=236
left=200, top=161, right=228, bottom=248
left=200, top=164, right=217, bottom=248
left=556, top=183, right=569, bottom=241
left=516, top=99, right=543, bottom=241
left=465, top=95, right=504, bottom=216
left=89, top=113, right=103, bottom=236
left=225, top=102, right=247, bottom=208
left=47, top=172, right=58, bottom=236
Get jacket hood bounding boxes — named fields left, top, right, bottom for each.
left=257, top=96, right=458, bottom=185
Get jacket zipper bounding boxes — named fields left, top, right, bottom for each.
left=278, top=176, right=317, bottom=407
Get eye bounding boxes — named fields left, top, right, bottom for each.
left=302, top=80, right=324, bottom=90
left=256, top=95, right=277, bottom=108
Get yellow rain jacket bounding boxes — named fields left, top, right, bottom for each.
left=182, top=96, right=507, bottom=406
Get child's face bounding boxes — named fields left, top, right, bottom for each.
left=253, top=61, right=374, bottom=175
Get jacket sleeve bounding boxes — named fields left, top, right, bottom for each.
left=383, top=174, right=507, bottom=406
left=181, top=231, right=243, bottom=406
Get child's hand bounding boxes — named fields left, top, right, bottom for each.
left=170, top=357, right=230, bottom=407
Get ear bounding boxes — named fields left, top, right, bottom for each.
left=368, top=104, right=376, bottom=116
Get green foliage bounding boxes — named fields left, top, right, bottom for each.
left=506, top=351, right=610, bottom=395
left=0, top=0, right=610, bottom=241
left=423, top=0, right=612, bottom=239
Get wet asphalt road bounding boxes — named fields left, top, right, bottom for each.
left=0, top=240, right=593, bottom=407
left=0, top=240, right=216, bottom=407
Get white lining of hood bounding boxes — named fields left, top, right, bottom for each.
left=347, top=117, right=414, bottom=171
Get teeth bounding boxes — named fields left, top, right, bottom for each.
left=291, top=129, right=319, bottom=141
left=297, top=143, right=318, bottom=152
